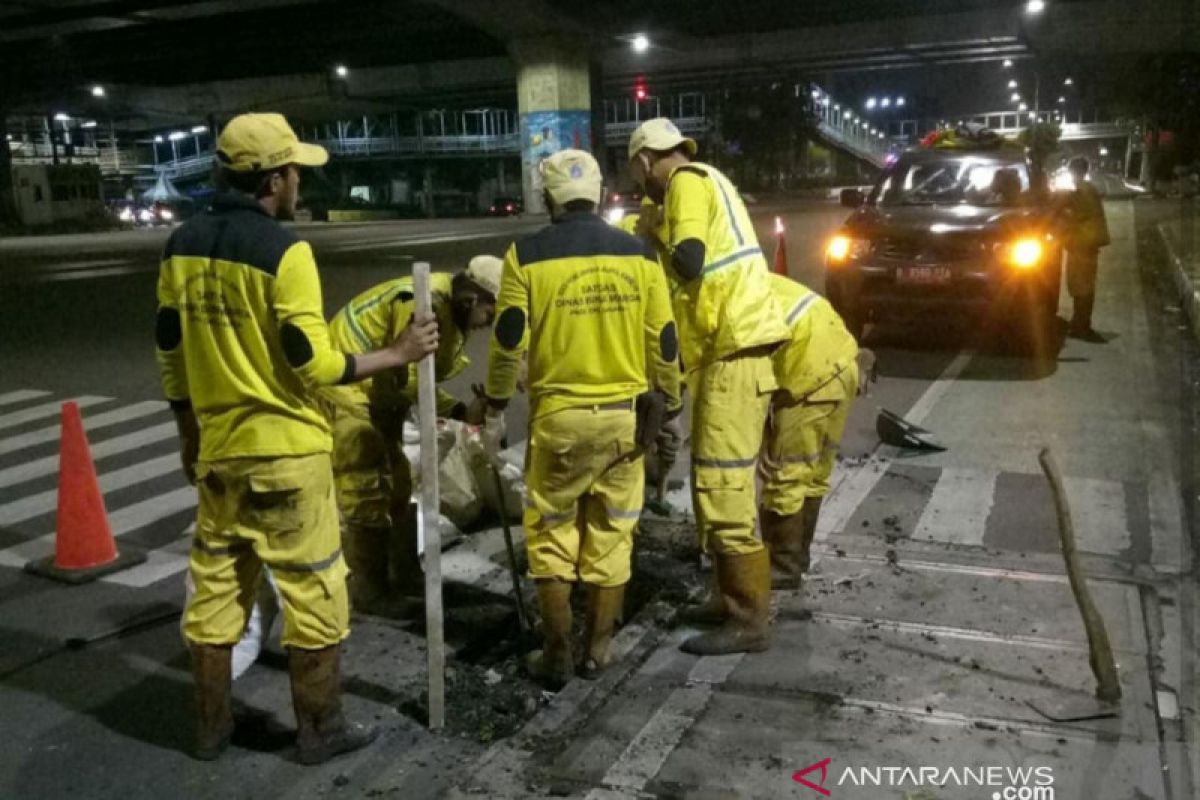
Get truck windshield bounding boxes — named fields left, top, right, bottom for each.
left=876, top=156, right=1030, bottom=207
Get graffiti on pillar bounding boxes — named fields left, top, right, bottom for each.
left=521, top=110, right=591, bottom=199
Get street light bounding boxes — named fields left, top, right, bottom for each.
left=896, top=97, right=905, bottom=107
left=81, top=120, right=98, bottom=129
left=1011, top=93, right=1021, bottom=102
left=154, top=135, right=164, bottom=143
left=53, top=112, right=70, bottom=122
left=334, top=64, right=349, bottom=78
left=631, top=34, right=649, bottom=53
left=881, top=97, right=891, bottom=108
left=1003, top=58, right=1014, bottom=68
left=1057, top=96, right=1066, bottom=103
left=191, top=125, right=207, bottom=134
left=1008, top=79, right=1018, bottom=89
left=865, top=97, right=877, bottom=110
left=1018, top=102, right=1028, bottom=111
left=91, top=85, right=106, bottom=98
left=1063, top=77, right=1073, bottom=85
left=1026, top=0, right=1046, bottom=14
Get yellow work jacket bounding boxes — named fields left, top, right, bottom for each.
left=328, top=272, right=468, bottom=415
left=155, top=192, right=352, bottom=460
left=769, top=274, right=858, bottom=401
left=486, top=211, right=681, bottom=420
left=660, top=162, right=789, bottom=372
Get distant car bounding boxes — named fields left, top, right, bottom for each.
left=824, top=148, right=1062, bottom=353
left=602, top=190, right=645, bottom=225
left=487, top=197, right=522, bottom=216
left=116, top=201, right=176, bottom=227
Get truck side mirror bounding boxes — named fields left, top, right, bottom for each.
left=840, top=188, right=865, bottom=208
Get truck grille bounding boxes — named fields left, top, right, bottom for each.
left=876, top=236, right=985, bottom=263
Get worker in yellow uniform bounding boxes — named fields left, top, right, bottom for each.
left=485, top=149, right=681, bottom=688
left=760, top=273, right=858, bottom=591
left=323, top=257, right=501, bottom=616
left=628, top=118, right=790, bottom=656
left=155, top=113, right=438, bottom=764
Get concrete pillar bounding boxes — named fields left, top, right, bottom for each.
left=509, top=36, right=592, bottom=214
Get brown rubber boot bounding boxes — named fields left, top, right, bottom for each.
left=288, top=645, right=379, bottom=765
left=579, top=584, right=625, bottom=680
left=525, top=579, right=575, bottom=690
left=680, top=549, right=771, bottom=656
left=345, top=522, right=420, bottom=619
left=190, top=643, right=235, bottom=761
left=797, top=496, right=823, bottom=576
left=762, top=508, right=805, bottom=591
left=678, top=567, right=726, bottom=626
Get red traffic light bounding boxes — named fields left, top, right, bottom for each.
left=634, top=79, right=648, bottom=102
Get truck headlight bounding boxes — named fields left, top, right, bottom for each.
left=1009, top=238, right=1043, bottom=269
left=605, top=207, right=626, bottom=224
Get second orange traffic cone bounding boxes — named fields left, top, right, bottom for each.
left=25, top=401, right=145, bottom=584
left=772, top=216, right=788, bottom=276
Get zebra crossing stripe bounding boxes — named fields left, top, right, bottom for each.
left=0, top=485, right=197, bottom=569
left=912, top=468, right=997, bottom=547
left=0, top=452, right=182, bottom=527
left=0, top=421, right=177, bottom=489
left=104, top=527, right=193, bottom=588
left=0, top=400, right=168, bottom=457
left=0, top=396, right=110, bottom=432
left=0, top=390, right=51, bottom=407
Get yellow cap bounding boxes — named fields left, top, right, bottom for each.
left=540, top=149, right=603, bottom=207
left=465, top=255, right=502, bottom=297
left=627, top=117, right=697, bottom=162
left=216, top=113, right=328, bottom=173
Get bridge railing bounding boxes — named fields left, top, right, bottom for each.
left=806, top=85, right=890, bottom=168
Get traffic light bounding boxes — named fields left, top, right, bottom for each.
left=634, top=77, right=648, bottom=103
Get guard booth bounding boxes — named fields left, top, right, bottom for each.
left=10, top=163, right=104, bottom=227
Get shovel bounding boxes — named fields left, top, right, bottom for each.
left=876, top=408, right=946, bottom=452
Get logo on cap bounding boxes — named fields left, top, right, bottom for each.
left=569, top=163, right=583, bottom=179
left=663, top=121, right=680, bottom=135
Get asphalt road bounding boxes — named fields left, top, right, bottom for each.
left=0, top=197, right=1194, bottom=798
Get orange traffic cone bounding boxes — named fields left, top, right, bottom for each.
left=772, top=216, right=788, bottom=276
left=25, top=401, right=145, bottom=584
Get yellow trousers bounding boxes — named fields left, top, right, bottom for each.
left=525, top=406, right=642, bottom=587
left=688, top=352, right=776, bottom=556
left=326, top=397, right=411, bottom=528
left=760, top=365, right=857, bottom=517
left=184, top=452, right=349, bottom=650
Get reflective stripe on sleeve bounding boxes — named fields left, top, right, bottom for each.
left=700, top=246, right=763, bottom=276
left=786, top=294, right=819, bottom=325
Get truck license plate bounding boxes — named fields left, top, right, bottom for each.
left=897, top=266, right=952, bottom=285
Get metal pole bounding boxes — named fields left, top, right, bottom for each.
left=413, top=262, right=445, bottom=730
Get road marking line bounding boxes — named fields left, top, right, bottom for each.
left=911, top=467, right=997, bottom=546
left=28, top=265, right=150, bottom=283
left=0, top=452, right=181, bottom=526
left=0, top=396, right=109, bottom=432
left=334, top=230, right=517, bottom=252
left=817, top=350, right=975, bottom=540
left=0, top=421, right=176, bottom=489
left=0, top=390, right=51, bottom=407
left=586, top=651, right=745, bottom=797
left=0, top=400, right=167, bottom=457
left=1061, top=475, right=1130, bottom=556
left=0, top=485, right=196, bottom=568
left=104, top=528, right=193, bottom=588
left=811, top=611, right=1092, bottom=653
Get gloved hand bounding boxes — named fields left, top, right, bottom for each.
left=855, top=347, right=878, bottom=397
left=174, top=408, right=200, bottom=485
left=656, top=416, right=682, bottom=471
left=481, top=408, right=506, bottom=464
left=634, top=390, right=668, bottom=450
left=464, top=384, right=489, bottom=426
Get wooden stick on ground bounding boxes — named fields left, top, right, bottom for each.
left=1038, top=447, right=1122, bottom=703
left=413, top=262, right=445, bottom=730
